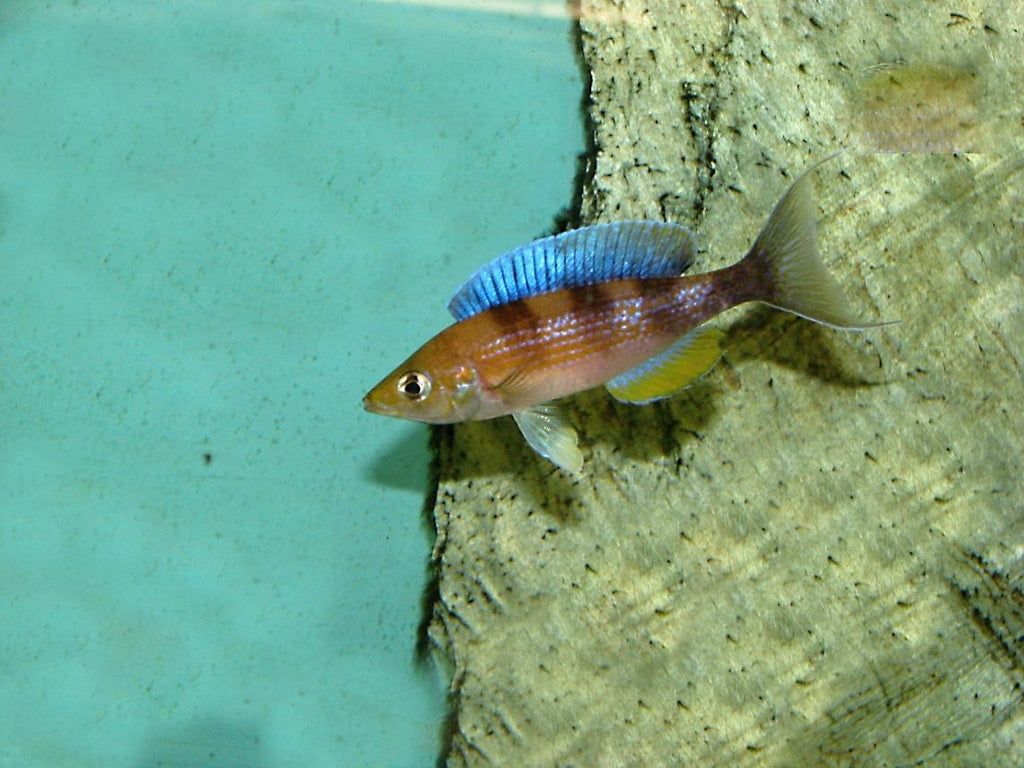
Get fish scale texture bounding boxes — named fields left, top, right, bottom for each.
left=429, top=1, right=1024, bottom=765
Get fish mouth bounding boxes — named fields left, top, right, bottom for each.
left=362, top=393, right=395, bottom=417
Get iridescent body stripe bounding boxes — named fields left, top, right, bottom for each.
left=435, top=261, right=759, bottom=419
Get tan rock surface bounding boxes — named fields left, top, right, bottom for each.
left=429, top=2, right=1023, bottom=765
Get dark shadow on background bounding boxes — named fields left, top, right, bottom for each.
left=134, top=718, right=268, bottom=768
left=587, top=377, right=721, bottom=466
left=415, top=424, right=447, bottom=669
left=363, top=422, right=431, bottom=493
left=414, top=424, right=459, bottom=768
left=553, top=6, right=598, bottom=233
left=725, top=307, right=891, bottom=388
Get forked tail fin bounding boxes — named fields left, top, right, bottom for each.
left=743, top=158, right=883, bottom=330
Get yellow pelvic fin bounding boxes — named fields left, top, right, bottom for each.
left=606, top=326, right=723, bottom=405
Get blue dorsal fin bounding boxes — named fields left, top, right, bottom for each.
left=447, top=221, right=697, bottom=320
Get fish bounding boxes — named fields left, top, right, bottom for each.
left=363, top=159, right=884, bottom=473
left=850, top=61, right=991, bottom=154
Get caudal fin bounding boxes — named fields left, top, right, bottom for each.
left=743, top=159, right=881, bottom=330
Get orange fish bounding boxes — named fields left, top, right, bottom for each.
left=363, top=160, right=883, bottom=472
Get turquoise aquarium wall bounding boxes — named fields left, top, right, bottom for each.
left=0, top=2, right=581, bottom=766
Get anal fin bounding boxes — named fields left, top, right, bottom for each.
left=512, top=404, right=583, bottom=473
left=606, top=326, right=723, bottom=405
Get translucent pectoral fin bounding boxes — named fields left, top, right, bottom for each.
left=512, top=404, right=583, bottom=473
left=606, top=326, right=723, bottom=405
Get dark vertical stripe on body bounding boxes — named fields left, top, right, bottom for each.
left=489, top=299, right=540, bottom=337
left=636, top=277, right=665, bottom=304
left=477, top=299, right=544, bottom=374
left=566, top=283, right=602, bottom=318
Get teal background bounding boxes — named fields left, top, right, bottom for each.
left=0, top=2, right=581, bottom=766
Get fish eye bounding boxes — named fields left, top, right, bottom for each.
left=397, top=371, right=431, bottom=401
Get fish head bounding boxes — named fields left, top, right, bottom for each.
left=363, top=343, right=482, bottom=424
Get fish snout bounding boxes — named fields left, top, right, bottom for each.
left=362, top=387, right=396, bottom=417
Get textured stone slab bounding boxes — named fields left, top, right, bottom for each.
left=429, top=2, right=1024, bottom=765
